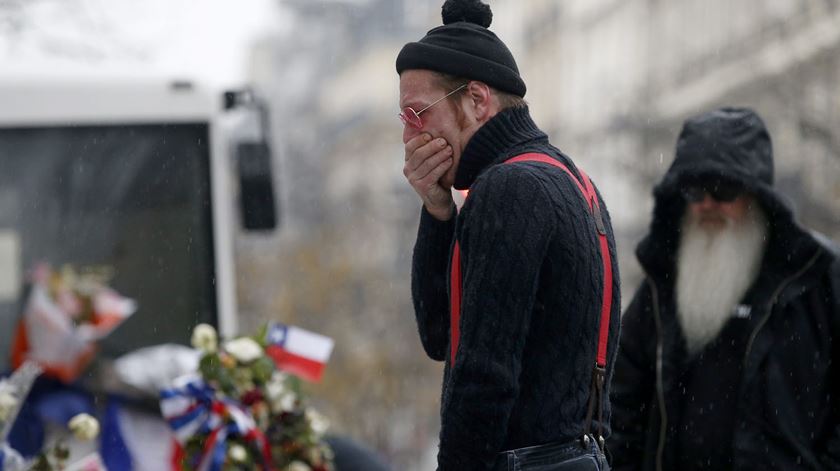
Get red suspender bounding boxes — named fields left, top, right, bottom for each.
left=449, top=153, right=614, bottom=368
left=449, top=242, right=462, bottom=364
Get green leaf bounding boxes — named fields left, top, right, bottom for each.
left=251, top=356, right=275, bottom=384
left=255, top=323, right=269, bottom=347
left=199, top=353, right=222, bottom=381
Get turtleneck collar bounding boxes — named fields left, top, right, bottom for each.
left=454, top=105, right=548, bottom=190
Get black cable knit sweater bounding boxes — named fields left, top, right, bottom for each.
left=411, top=106, right=621, bottom=470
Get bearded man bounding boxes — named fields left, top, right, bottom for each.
left=608, top=107, right=840, bottom=470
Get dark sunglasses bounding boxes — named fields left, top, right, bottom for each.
left=680, top=182, right=744, bottom=203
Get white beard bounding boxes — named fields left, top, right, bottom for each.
left=675, top=204, right=768, bottom=355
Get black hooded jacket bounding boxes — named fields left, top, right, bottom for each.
left=411, top=106, right=621, bottom=470
left=608, top=108, right=840, bottom=470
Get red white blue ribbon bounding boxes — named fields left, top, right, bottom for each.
left=160, top=378, right=273, bottom=471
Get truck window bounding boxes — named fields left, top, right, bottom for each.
left=0, top=123, right=217, bottom=371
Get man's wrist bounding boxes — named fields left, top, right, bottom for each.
left=425, top=203, right=454, bottom=221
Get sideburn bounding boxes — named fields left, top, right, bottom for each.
left=445, top=95, right=470, bottom=131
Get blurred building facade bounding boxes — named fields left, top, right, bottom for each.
left=505, top=0, right=840, bottom=288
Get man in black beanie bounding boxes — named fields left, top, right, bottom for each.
left=397, top=1, right=620, bottom=469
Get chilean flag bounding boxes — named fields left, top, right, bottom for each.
left=265, top=323, right=334, bottom=382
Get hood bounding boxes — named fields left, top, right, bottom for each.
left=636, top=107, right=821, bottom=280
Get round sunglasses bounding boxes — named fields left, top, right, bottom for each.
left=398, top=84, right=467, bottom=129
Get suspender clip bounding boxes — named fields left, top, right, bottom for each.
left=591, top=196, right=607, bottom=235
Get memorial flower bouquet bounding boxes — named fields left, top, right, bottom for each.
left=10, top=264, right=136, bottom=383
left=161, top=323, right=334, bottom=471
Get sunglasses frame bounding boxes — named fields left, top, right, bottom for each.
left=681, top=182, right=744, bottom=203
left=399, top=83, right=468, bottom=129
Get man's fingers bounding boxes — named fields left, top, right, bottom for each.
left=412, top=157, right=453, bottom=193
left=404, top=133, right=434, bottom=161
left=406, top=146, right=453, bottom=181
left=422, top=162, right=452, bottom=195
left=405, top=137, right=450, bottom=172
left=402, top=135, right=454, bottom=210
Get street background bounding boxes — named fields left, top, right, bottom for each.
left=2, top=1, right=839, bottom=469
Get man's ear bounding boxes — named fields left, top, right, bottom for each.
left=466, top=81, right=495, bottom=121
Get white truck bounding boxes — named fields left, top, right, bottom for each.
left=0, top=75, right=278, bottom=371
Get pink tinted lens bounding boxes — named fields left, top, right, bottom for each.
left=400, top=107, right=422, bottom=129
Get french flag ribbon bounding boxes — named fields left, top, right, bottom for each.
left=160, top=379, right=273, bottom=471
left=264, top=322, right=333, bottom=383
left=160, top=380, right=216, bottom=444
left=197, top=426, right=227, bottom=471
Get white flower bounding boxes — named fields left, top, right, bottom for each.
left=282, top=392, right=297, bottom=412
left=268, top=390, right=297, bottom=414
left=286, top=461, right=312, bottom=471
left=264, top=371, right=289, bottom=409
left=68, top=413, right=100, bottom=441
left=0, top=390, right=18, bottom=422
left=191, top=323, right=218, bottom=353
left=228, top=444, right=248, bottom=463
left=306, top=408, right=329, bottom=436
left=223, top=337, right=263, bottom=363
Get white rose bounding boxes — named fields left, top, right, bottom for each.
left=0, top=390, right=18, bottom=422
left=68, top=413, right=100, bottom=441
left=224, top=337, right=263, bottom=363
left=191, top=323, right=218, bottom=353
left=265, top=371, right=288, bottom=405
left=270, top=391, right=297, bottom=414
left=305, top=408, right=329, bottom=436
left=286, top=461, right=312, bottom=471
left=228, top=444, right=248, bottom=463
left=265, top=381, right=284, bottom=402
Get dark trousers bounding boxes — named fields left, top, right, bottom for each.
left=492, top=435, right=610, bottom=471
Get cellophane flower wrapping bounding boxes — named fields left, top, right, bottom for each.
left=10, top=264, right=136, bottom=383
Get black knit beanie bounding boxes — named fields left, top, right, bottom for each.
left=396, top=0, right=526, bottom=97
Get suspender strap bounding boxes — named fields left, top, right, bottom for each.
left=503, top=154, right=613, bottom=367
left=448, top=152, right=614, bottom=445
left=449, top=242, right=462, bottom=364
left=452, top=153, right=613, bottom=367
